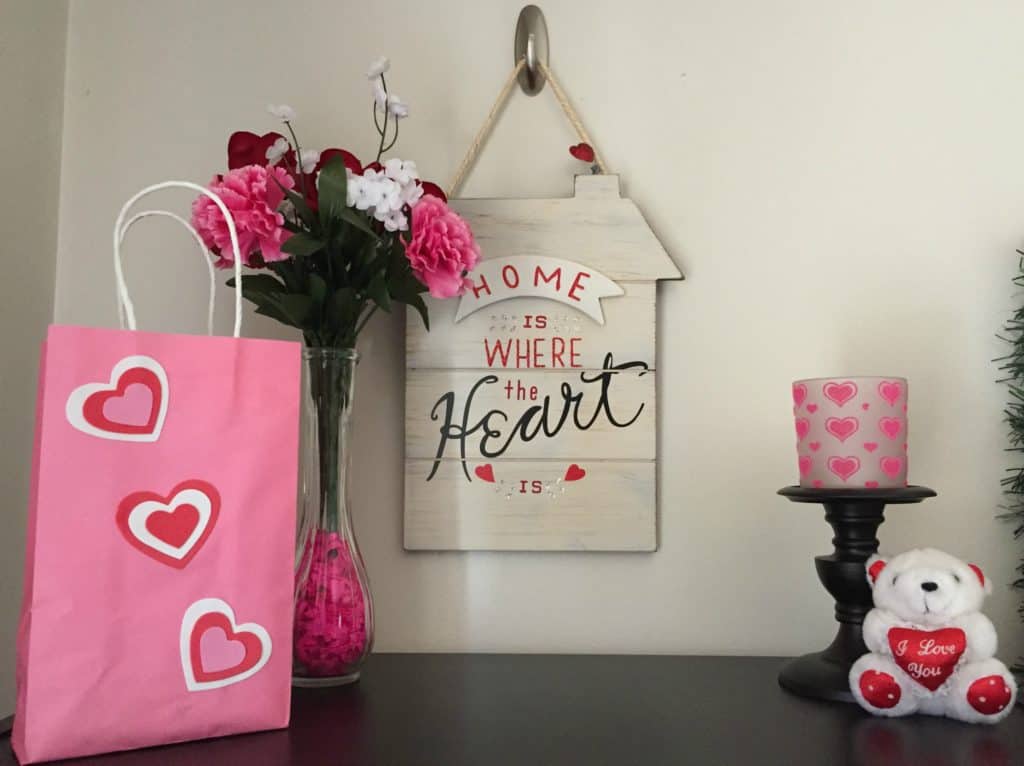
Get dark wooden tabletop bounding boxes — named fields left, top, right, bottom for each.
left=3, top=654, right=1023, bottom=765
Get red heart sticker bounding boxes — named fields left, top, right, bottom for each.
left=564, top=464, right=586, bottom=482
left=116, top=480, right=220, bottom=569
left=66, top=355, right=168, bottom=441
left=474, top=464, right=495, bottom=483
left=888, top=627, right=966, bottom=691
left=181, top=598, right=272, bottom=691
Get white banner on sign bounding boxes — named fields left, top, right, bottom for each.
left=455, top=256, right=624, bottom=325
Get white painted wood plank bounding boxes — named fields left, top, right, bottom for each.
left=405, top=369, right=656, bottom=461
left=404, top=459, right=656, bottom=551
left=451, top=176, right=682, bottom=282
left=407, top=282, right=656, bottom=370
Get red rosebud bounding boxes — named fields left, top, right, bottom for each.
left=419, top=181, right=447, bottom=202
left=569, top=142, right=595, bottom=163
left=227, top=131, right=293, bottom=170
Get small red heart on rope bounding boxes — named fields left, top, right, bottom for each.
left=569, top=143, right=595, bottom=162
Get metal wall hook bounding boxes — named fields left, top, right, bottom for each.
left=514, top=5, right=548, bottom=96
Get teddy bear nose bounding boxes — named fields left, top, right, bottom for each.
left=921, top=581, right=939, bottom=592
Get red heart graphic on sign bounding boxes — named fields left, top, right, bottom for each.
left=116, top=480, right=220, bottom=569
left=888, top=627, right=966, bottom=691
left=474, top=464, right=495, bottom=483
left=565, top=464, right=586, bottom=482
left=181, top=598, right=272, bottom=691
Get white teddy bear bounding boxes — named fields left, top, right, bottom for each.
left=849, top=548, right=1017, bottom=724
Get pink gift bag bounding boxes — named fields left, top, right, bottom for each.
left=13, top=183, right=301, bottom=764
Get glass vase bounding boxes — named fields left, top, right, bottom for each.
left=292, top=347, right=373, bottom=686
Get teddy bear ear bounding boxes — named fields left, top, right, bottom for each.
left=867, top=555, right=887, bottom=586
left=969, top=563, right=992, bottom=594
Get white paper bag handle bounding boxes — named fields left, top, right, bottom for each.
left=114, top=181, right=244, bottom=338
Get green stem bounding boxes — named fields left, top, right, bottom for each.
left=375, top=75, right=390, bottom=163
left=284, top=120, right=308, bottom=200
left=353, top=305, right=379, bottom=341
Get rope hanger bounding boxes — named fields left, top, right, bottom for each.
left=447, top=55, right=609, bottom=197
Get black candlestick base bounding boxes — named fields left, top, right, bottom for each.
left=776, top=485, right=936, bottom=703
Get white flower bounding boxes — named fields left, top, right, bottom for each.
left=400, top=181, right=424, bottom=207
left=382, top=209, right=408, bottom=232
left=383, top=158, right=419, bottom=186
left=371, top=78, right=388, bottom=112
left=299, top=148, right=320, bottom=174
left=366, top=56, right=390, bottom=79
left=265, top=137, right=290, bottom=165
left=267, top=104, right=296, bottom=122
left=387, top=94, right=408, bottom=119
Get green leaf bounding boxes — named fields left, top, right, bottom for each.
left=281, top=232, right=325, bottom=258
left=275, top=294, right=314, bottom=327
left=327, top=287, right=359, bottom=332
left=252, top=300, right=295, bottom=327
left=339, top=207, right=380, bottom=240
left=405, top=293, right=429, bottom=331
left=366, top=272, right=392, bottom=312
left=232, top=273, right=288, bottom=298
left=317, top=156, right=348, bottom=228
left=274, top=178, right=317, bottom=230
left=309, top=273, right=328, bottom=318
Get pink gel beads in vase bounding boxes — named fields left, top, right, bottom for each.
left=293, top=530, right=371, bottom=682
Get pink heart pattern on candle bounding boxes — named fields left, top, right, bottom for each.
left=880, top=456, right=904, bottom=478
left=879, top=417, right=902, bottom=440
left=823, top=381, right=858, bottom=407
left=792, top=383, right=808, bottom=408
left=878, top=380, right=903, bottom=407
left=825, top=417, right=859, bottom=442
left=793, top=377, right=908, bottom=488
left=828, top=455, right=861, bottom=482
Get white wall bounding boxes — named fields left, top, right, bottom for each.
left=0, top=0, right=67, bottom=713
left=52, top=0, right=1024, bottom=662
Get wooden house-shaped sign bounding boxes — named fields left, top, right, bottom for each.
left=404, top=174, right=681, bottom=551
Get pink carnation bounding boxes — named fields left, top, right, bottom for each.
left=405, top=194, right=480, bottom=299
left=191, top=164, right=294, bottom=268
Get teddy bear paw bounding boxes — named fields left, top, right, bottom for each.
left=966, top=675, right=1014, bottom=717
left=857, top=669, right=903, bottom=710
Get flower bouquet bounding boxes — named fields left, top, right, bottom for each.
left=190, top=57, right=479, bottom=685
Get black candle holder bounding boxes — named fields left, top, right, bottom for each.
left=776, top=485, right=936, bottom=703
